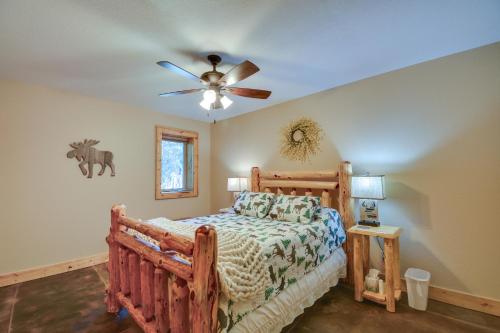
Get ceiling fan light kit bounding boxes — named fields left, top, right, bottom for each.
left=157, top=54, right=271, bottom=115
left=220, top=95, right=233, bottom=109
left=203, top=89, right=217, bottom=103
left=199, top=98, right=212, bottom=111
left=198, top=85, right=233, bottom=111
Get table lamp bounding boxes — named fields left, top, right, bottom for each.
left=227, top=177, right=248, bottom=201
left=352, top=175, right=386, bottom=227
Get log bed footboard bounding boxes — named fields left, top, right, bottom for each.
left=106, top=205, right=218, bottom=333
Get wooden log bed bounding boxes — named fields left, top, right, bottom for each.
left=106, top=161, right=355, bottom=333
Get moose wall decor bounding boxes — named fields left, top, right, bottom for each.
left=67, top=139, right=116, bottom=178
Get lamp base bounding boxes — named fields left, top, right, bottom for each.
left=359, top=198, right=380, bottom=225
left=358, top=220, right=381, bottom=227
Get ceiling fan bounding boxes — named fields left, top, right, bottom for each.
left=157, top=54, right=271, bottom=111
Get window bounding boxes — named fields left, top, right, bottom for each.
left=156, top=126, right=198, bottom=199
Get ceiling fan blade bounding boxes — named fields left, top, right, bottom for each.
left=158, top=88, right=204, bottom=97
left=218, top=61, right=259, bottom=86
left=157, top=61, right=205, bottom=83
left=225, top=87, right=271, bottom=99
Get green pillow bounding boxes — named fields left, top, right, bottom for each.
left=268, top=194, right=320, bottom=223
left=233, top=191, right=275, bottom=218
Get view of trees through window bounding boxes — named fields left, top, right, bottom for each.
left=156, top=126, right=197, bottom=199
left=161, top=140, right=185, bottom=191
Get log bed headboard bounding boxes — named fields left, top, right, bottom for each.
left=251, top=161, right=355, bottom=284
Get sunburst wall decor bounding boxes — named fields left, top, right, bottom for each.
left=280, top=117, right=323, bottom=162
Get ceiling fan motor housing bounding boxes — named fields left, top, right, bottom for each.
left=201, top=54, right=224, bottom=83
left=201, top=71, right=223, bottom=83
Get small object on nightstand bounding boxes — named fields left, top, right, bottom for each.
left=348, top=225, right=402, bottom=312
left=356, top=225, right=371, bottom=230
left=378, top=279, right=385, bottom=295
left=358, top=220, right=380, bottom=227
left=352, top=175, right=385, bottom=227
left=365, top=269, right=380, bottom=292
left=219, top=207, right=235, bottom=214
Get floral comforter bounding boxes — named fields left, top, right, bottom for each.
left=175, top=208, right=346, bottom=332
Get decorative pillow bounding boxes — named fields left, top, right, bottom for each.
left=314, top=208, right=346, bottom=248
left=233, top=191, right=275, bottom=218
left=267, top=194, right=320, bottom=223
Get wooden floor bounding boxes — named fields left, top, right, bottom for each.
left=1, top=264, right=499, bottom=333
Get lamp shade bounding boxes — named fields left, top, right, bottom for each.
left=352, top=175, right=386, bottom=199
left=227, top=177, right=248, bottom=192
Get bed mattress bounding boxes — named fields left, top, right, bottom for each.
left=230, top=247, right=346, bottom=333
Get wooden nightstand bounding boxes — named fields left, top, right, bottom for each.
left=347, top=225, right=402, bottom=312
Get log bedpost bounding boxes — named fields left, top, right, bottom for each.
left=191, top=225, right=218, bottom=333
left=119, top=247, right=130, bottom=296
left=106, top=204, right=124, bottom=313
left=154, top=268, right=169, bottom=333
left=129, top=253, right=141, bottom=307
left=140, top=259, right=155, bottom=321
left=251, top=167, right=260, bottom=192
left=339, top=161, right=355, bottom=285
left=169, top=276, right=190, bottom=333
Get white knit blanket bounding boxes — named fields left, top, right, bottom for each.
left=128, top=218, right=271, bottom=302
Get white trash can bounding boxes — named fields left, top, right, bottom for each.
left=405, top=268, right=431, bottom=311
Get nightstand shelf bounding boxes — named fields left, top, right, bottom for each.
left=362, top=289, right=402, bottom=305
left=348, top=225, right=402, bottom=312
left=362, top=290, right=385, bottom=304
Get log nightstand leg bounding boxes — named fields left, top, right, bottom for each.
left=353, top=234, right=364, bottom=302
left=363, top=235, right=370, bottom=276
left=393, top=238, right=401, bottom=299
left=384, top=238, right=396, bottom=312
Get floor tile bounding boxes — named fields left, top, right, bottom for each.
left=8, top=267, right=139, bottom=333
left=288, top=286, right=500, bottom=333
left=0, top=284, right=18, bottom=332
left=1, top=266, right=499, bottom=333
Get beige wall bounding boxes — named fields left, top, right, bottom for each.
left=0, top=80, right=211, bottom=274
left=1, top=43, right=499, bottom=300
left=211, top=43, right=500, bottom=300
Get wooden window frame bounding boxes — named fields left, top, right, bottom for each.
left=155, top=125, right=199, bottom=200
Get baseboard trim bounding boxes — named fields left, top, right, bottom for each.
left=0, top=252, right=109, bottom=287
left=1, top=255, right=499, bottom=317
left=400, top=279, right=500, bottom=317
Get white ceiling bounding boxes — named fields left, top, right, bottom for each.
left=1, top=0, right=499, bottom=122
